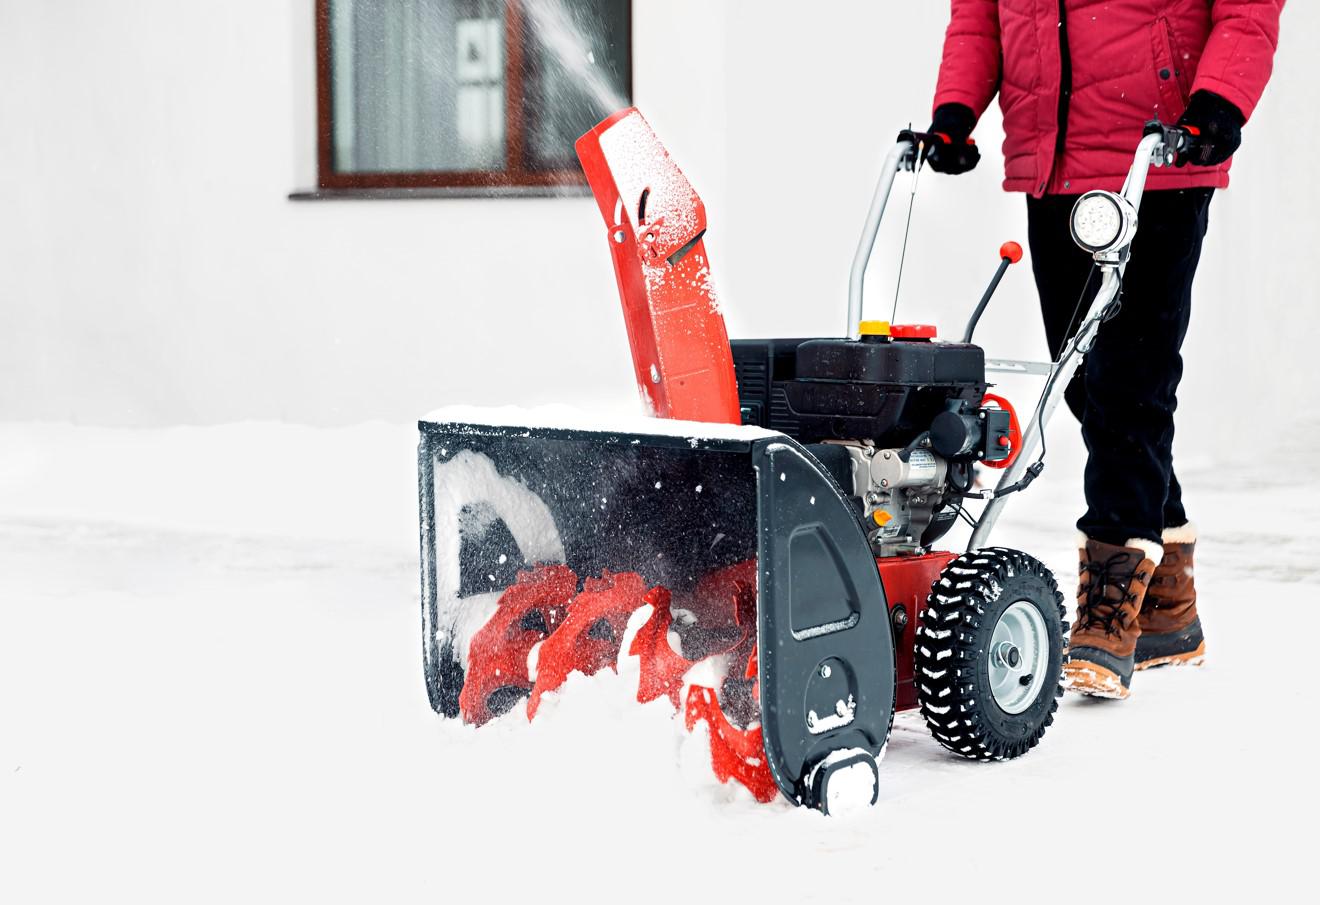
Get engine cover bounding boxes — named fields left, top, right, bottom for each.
left=732, top=336, right=986, bottom=445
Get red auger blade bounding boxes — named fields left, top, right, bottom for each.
left=527, top=571, right=652, bottom=719
left=462, top=561, right=780, bottom=803
left=685, top=683, right=779, bottom=804
left=630, top=587, right=697, bottom=708
left=459, top=565, right=577, bottom=726
left=684, top=559, right=758, bottom=656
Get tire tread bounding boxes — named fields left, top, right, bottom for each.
left=914, top=547, right=1068, bottom=762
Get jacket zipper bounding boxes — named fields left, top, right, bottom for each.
left=1054, top=0, right=1072, bottom=169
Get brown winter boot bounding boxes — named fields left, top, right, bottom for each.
left=1062, top=537, right=1161, bottom=700
left=1135, top=525, right=1206, bottom=670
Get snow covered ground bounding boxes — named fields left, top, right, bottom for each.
left=2, top=419, right=1317, bottom=903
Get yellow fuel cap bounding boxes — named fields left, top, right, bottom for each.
left=858, top=320, right=892, bottom=336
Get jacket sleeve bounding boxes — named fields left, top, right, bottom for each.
left=932, top=0, right=1002, bottom=119
left=1192, top=0, right=1286, bottom=121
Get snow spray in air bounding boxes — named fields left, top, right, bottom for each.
left=524, top=0, right=629, bottom=115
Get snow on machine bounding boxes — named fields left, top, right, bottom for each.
left=418, top=109, right=1199, bottom=814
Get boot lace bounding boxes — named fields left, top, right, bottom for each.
left=1078, top=552, right=1146, bottom=636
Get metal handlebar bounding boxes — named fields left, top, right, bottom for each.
left=846, top=140, right=917, bottom=338
left=847, top=123, right=1189, bottom=341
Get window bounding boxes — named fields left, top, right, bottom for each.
left=317, top=0, right=632, bottom=195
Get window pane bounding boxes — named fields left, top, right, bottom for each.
left=324, top=0, right=632, bottom=183
left=330, top=0, right=508, bottom=173
left=522, top=0, right=631, bottom=170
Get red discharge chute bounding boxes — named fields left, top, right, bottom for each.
left=463, top=562, right=778, bottom=803
left=574, top=108, right=742, bottom=425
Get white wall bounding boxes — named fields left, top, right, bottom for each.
left=1, top=1, right=1316, bottom=452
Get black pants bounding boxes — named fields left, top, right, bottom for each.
left=1025, top=188, right=1213, bottom=546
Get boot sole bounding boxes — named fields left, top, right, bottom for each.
left=1061, top=660, right=1130, bottom=700
left=1135, top=641, right=1206, bottom=671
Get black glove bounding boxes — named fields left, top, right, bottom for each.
left=925, top=103, right=981, bottom=175
left=1176, top=90, right=1246, bottom=167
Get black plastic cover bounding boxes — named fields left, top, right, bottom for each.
left=752, top=440, right=895, bottom=799
left=795, top=336, right=985, bottom=386
left=731, top=339, right=809, bottom=438
left=732, top=337, right=988, bottom=445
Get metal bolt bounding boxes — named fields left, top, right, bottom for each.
left=892, top=606, right=909, bottom=632
left=882, top=451, right=892, bottom=460
left=820, top=664, right=832, bottom=679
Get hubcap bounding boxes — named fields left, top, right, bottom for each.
left=988, top=601, right=1049, bottom=714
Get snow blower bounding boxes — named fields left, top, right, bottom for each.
left=418, top=110, right=1198, bottom=814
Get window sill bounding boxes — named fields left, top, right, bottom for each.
left=288, top=184, right=593, bottom=201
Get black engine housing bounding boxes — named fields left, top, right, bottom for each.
left=731, top=335, right=989, bottom=445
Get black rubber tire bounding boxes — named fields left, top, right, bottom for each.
left=914, top=548, right=1068, bottom=761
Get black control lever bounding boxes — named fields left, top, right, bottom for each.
left=962, top=241, right=1024, bottom=344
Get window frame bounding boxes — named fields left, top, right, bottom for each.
left=314, top=0, right=633, bottom=193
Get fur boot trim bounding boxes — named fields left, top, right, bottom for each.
left=1125, top=537, right=1165, bottom=565
left=1161, top=522, right=1198, bottom=545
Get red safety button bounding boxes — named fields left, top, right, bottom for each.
left=998, top=436, right=1011, bottom=447
left=890, top=324, right=937, bottom=340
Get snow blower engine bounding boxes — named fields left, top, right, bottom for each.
left=419, top=110, right=1193, bottom=814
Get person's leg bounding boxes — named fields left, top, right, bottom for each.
left=1026, top=194, right=1098, bottom=423
left=1025, top=192, right=1207, bottom=531
left=1076, top=188, right=1211, bottom=546
left=1027, top=188, right=1212, bottom=697
left=1163, top=469, right=1188, bottom=530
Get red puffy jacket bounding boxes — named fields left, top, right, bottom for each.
left=934, top=0, right=1285, bottom=195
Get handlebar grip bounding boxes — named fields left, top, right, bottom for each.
left=897, top=128, right=976, bottom=147
left=1176, top=125, right=1203, bottom=158
left=1143, top=119, right=1201, bottom=164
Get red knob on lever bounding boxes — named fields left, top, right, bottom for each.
left=1000, top=241, right=1023, bottom=264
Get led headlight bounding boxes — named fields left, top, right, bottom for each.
left=1070, top=190, right=1138, bottom=256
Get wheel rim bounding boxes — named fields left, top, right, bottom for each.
left=987, top=601, right=1049, bottom=714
